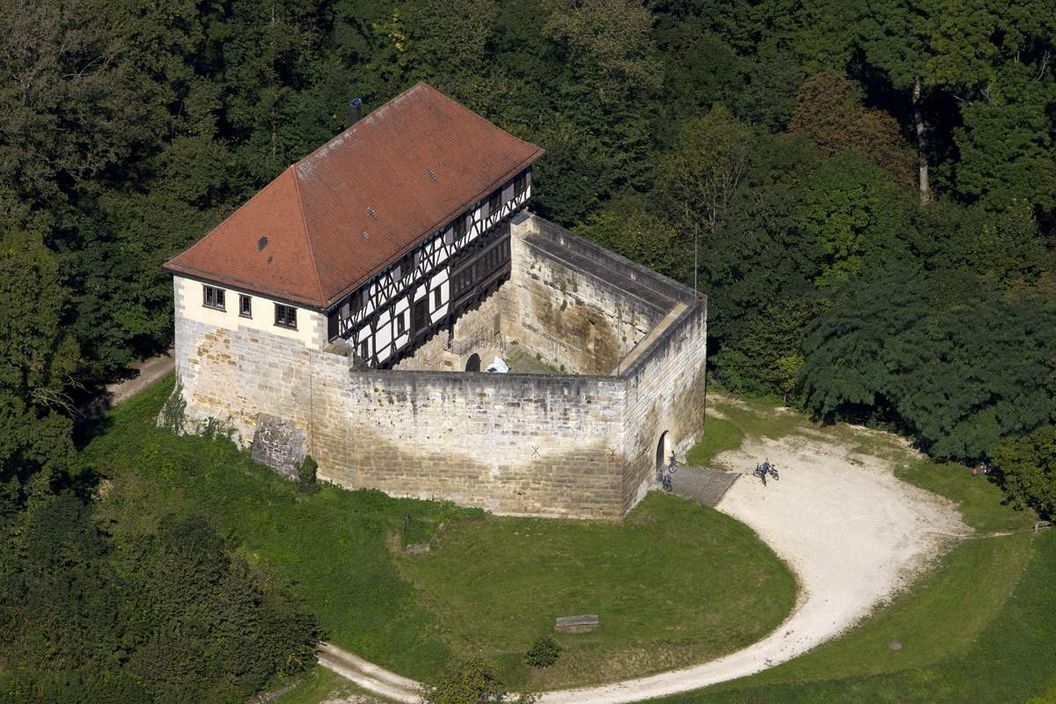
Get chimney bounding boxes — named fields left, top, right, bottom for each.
left=348, top=97, right=363, bottom=125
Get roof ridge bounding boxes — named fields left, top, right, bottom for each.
left=415, top=83, right=542, bottom=156
left=294, top=82, right=428, bottom=171
left=289, top=166, right=327, bottom=306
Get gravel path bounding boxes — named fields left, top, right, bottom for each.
left=320, top=423, right=966, bottom=704
left=537, top=431, right=966, bottom=704
left=105, top=351, right=175, bottom=407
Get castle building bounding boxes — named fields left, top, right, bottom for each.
left=165, top=83, right=709, bottom=519
left=166, top=83, right=542, bottom=368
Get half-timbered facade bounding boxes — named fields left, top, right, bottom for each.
left=165, top=82, right=543, bottom=368
left=327, top=170, right=529, bottom=368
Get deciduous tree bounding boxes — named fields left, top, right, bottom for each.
left=789, top=73, right=916, bottom=188
left=660, top=105, right=752, bottom=291
left=992, top=425, right=1056, bottom=518
left=0, top=204, right=79, bottom=512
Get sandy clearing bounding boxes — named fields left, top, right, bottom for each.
left=536, top=431, right=967, bottom=704
left=320, top=421, right=967, bottom=704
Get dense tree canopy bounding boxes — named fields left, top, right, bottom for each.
left=2, top=1, right=1055, bottom=699
left=992, top=426, right=1056, bottom=518
left=0, top=497, right=319, bottom=703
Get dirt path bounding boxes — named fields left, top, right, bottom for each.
left=104, top=351, right=174, bottom=407
left=319, top=419, right=966, bottom=704
left=317, top=643, right=421, bottom=702
left=536, top=431, right=966, bottom=704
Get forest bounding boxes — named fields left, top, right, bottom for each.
left=1, top=0, right=1054, bottom=701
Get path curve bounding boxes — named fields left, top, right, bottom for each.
left=320, top=429, right=966, bottom=704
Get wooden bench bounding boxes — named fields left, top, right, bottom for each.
left=555, top=614, right=599, bottom=633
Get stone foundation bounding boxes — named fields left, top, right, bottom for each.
left=171, top=213, right=708, bottom=518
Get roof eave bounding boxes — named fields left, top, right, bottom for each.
left=165, top=262, right=327, bottom=310
left=319, top=148, right=545, bottom=310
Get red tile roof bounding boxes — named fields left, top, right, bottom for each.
left=165, top=82, right=544, bottom=309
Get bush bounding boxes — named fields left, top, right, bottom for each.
left=524, top=636, right=561, bottom=668
left=422, top=657, right=535, bottom=704
left=298, top=455, right=318, bottom=490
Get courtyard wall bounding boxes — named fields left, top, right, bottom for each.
left=171, top=214, right=708, bottom=518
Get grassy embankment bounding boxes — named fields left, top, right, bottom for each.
left=271, top=668, right=366, bottom=704
left=83, top=376, right=795, bottom=691
left=397, top=492, right=795, bottom=689
left=677, top=393, right=1053, bottom=704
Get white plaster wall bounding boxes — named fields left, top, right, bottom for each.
left=173, top=275, right=326, bottom=350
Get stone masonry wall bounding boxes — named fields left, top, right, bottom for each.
left=171, top=213, right=708, bottom=519
left=620, top=302, right=709, bottom=511
left=313, top=366, right=627, bottom=517
left=502, top=217, right=664, bottom=375
left=174, top=316, right=627, bottom=517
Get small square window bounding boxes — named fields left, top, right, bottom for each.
left=274, top=304, right=297, bottom=329
left=239, top=294, right=252, bottom=318
left=203, top=285, right=225, bottom=311
left=433, top=287, right=442, bottom=309
left=396, top=311, right=406, bottom=335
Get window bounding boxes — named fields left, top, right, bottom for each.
left=488, top=189, right=501, bottom=215
left=433, top=287, right=442, bottom=309
left=396, top=311, right=406, bottom=335
left=454, top=214, right=468, bottom=238
left=398, top=251, right=416, bottom=279
left=360, top=339, right=369, bottom=360
left=203, top=285, right=225, bottom=310
left=514, top=172, right=527, bottom=196
left=349, top=287, right=365, bottom=312
left=274, top=304, right=297, bottom=329
left=239, top=294, right=252, bottom=318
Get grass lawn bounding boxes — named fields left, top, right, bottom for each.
left=684, top=394, right=803, bottom=469
left=82, top=376, right=795, bottom=690
left=895, top=458, right=1034, bottom=535
left=685, top=415, right=743, bottom=467
left=666, top=531, right=1056, bottom=704
left=659, top=393, right=1054, bottom=704
left=82, top=376, right=461, bottom=681
left=272, top=667, right=370, bottom=704
left=397, top=493, right=796, bottom=689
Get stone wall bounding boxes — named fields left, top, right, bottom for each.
left=174, top=316, right=627, bottom=517
left=171, top=213, right=708, bottom=519
left=620, top=303, right=709, bottom=510
left=502, top=217, right=664, bottom=375
left=313, top=367, right=627, bottom=517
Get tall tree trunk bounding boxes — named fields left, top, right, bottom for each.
left=913, top=77, right=931, bottom=204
